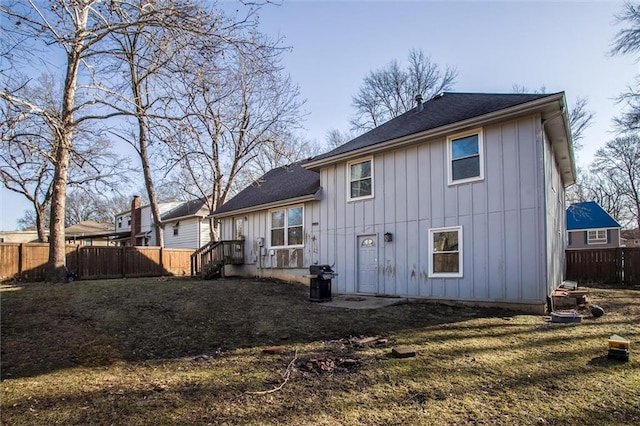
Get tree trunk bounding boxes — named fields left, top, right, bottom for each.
left=35, top=205, right=47, bottom=243
left=46, top=7, right=87, bottom=282
left=47, top=134, right=71, bottom=281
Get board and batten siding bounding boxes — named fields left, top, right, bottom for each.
left=221, top=201, right=321, bottom=283
left=318, top=115, right=547, bottom=305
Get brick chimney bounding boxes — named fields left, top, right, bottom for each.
left=130, top=195, right=141, bottom=246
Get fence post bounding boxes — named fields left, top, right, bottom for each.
left=18, top=243, right=25, bottom=278
left=120, top=246, right=125, bottom=278
left=159, top=247, right=164, bottom=276
left=76, top=245, right=81, bottom=279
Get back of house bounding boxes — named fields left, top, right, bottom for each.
left=213, top=92, right=576, bottom=313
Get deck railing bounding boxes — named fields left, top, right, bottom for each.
left=190, top=240, right=244, bottom=278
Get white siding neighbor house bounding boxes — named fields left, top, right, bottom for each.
left=212, top=92, right=576, bottom=313
left=114, top=196, right=182, bottom=246
left=162, top=198, right=212, bottom=249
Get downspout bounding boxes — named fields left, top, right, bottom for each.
left=541, top=107, right=566, bottom=313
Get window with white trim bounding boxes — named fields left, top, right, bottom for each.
left=234, top=217, right=244, bottom=240
left=587, top=229, right=607, bottom=244
left=448, top=129, right=484, bottom=185
left=429, top=226, right=463, bottom=277
left=270, top=206, right=303, bottom=247
left=348, top=157, right=373, bottom=200
left=173, top=222, right=179, bottom=236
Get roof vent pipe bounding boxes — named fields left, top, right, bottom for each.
left=415, top=94, right=423, bottom=112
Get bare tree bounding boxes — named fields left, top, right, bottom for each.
left=567, top=97, right=595, bottom=151
left=325, top=128, right=354, bottom=149
left=160, top=32, right=305, bottom=240
left=567, top=166, right=631, bottom=226
left=351, top=49, right=457, bottom=131
left=512, top=85, right=593, bottom=149
left=1, top=72, right=124, bottom=241
left=611, top=1, right=640, bottom=130
left=0, top=0, right=180, bottom=281
left=592, top=135, right=640, bottom=230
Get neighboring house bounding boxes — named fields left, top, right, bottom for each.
left=213, top=92, right=575, bottom=313
left=65, top=221, right=114, bottom=246
left=0, top=229, right=44, bottom=243
left=114, top=196, right=182, bottom=246
left=620, top=228, right=640, bottom=248
left=566, top=201, right=621, bottom=249
left=162, top=198, right=212, bottom=249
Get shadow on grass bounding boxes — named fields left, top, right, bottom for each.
left=0, top=277, right=525, bottom=380
left=1, top=277, right=638, bottom=382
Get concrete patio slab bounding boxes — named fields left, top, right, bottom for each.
left=314, top=294, right=408, bottom=310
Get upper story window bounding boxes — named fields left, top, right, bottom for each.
left=429, top=226, right=463, bottom=278
left=173, top=222, right=180, bottom=236
left=348, top=157, right=373, bottom=201
left=127, top=215, right=132, bottom=226
left=270, top=206, right=303, bottom=247
left=587, top=229, right=607, bottom=244
left=448, top=129, right=484, bottom=185
left=117, top=217, right=123, bottom=228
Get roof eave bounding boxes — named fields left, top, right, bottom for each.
left=304, top=93, right=567, bottom=172
left=568, top=226, right=622, bottom=232
left=162, top=212, right=209, bottom=223
left=541, top=93, right=576, bottom=187
left=212, top=188, right=322, bottom=219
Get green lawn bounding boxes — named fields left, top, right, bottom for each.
left=1, top=277, right=639, bottom=425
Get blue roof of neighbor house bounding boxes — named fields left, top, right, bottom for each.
left=566, top=201, right=621, bottom=230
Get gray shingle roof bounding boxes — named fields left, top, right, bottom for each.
left=162, top=198, right=209, bottom=221
left=311, top=92, right=558, bottom=162
left=214, top=92, right=562, bottom=215
left=213, top=162, right=320, bottom=216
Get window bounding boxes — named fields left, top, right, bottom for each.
left=587, top=229, right=607, bottom=244
left=234, top=217, right=244, bottom=240
left=127, top=215, right=131, bottom=226
left=361, top=238, right=375, bottom=247
left=117, top=217, right=122, bottom=228
left=429, top=226, right=463, bottom=278
left=448, top=129, right=484, bottom=185
left=173, top=222, right=179, bottom=236
left=348, top=157, right=373, bottom=200
left=270, top=206, right=303, bottom=247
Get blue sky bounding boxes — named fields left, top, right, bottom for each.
left=0, top=0, right=635, bottom=230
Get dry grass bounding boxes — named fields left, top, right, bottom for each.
left=1, top=277, right=639, bottom=425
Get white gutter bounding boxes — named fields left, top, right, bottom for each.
left=304, top=93, right=565, bottom=171
left=568, top=227, right=621, bottom=232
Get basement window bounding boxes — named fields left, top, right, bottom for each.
left=429, top=226, right=463, bottom=278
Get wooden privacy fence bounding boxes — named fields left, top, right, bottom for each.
left=566, top=248, right=640, bottom=285
left=0, top=243, right=195, bottom=282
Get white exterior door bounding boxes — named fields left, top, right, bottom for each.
left=357, top=235, right=378, bottom=294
